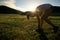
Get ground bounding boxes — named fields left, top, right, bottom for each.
left=0, top=14, right=60, bottom=40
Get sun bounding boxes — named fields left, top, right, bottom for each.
left=27, top=5, right=36, bottom=11
left=27, top=4, right=38, bottom=12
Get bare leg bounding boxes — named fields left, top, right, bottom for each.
left=40, top=16, right=44, bottom=27
left=36, top=11, right=44, bottom=28
left=44, top=18, right=55, bottom=27
left=44, top=18, right=58, bottom=33
left=41, top=9, right=58, bottom=33
left=36, top=15, right=48, bottom=40
left=36, top=15, right=44, bottom=28
left=36, top=15, right=40, bottom=26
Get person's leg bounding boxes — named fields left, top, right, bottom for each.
left=36, top=14, right=48, bottom=40
left=36, top=15, right=44, bottom=28
left=41, top=9, right=58, bottom=33
left=36, top=10, right=47, bottom=33
left=36, top=10, right=45, bottom=33
left=44, top=18, right=58, bottom=33
left=36, top=15, right=44, bottom=32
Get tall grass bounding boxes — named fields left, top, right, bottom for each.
left=0, top=14, right=60, bottom=40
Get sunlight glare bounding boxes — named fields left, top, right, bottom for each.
left=20, top=3, right=39, bottom=12
left=27, top=3, right=38, bottom=12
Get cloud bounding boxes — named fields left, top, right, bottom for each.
left=0, top=0, right=16, bottom=8
left=0, top=0, right=25, bottom=12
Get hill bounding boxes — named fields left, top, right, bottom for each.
left=0, top=5, right=23, bottom=14
left=51, top=6, right=60, bottom=16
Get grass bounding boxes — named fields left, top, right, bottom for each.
left=0, top=14, right=60, bottom=40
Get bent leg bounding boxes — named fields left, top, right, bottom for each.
left=36, top=15, right=45, bottom=34
left=36, top=15, right=44, bottom=28
left=36, top=15, right=44, bottom=32
left=36, top=15, right=48, bottom=40
left=44, top=18, right=58, bottom=33
left=44, top=18, right=55, bottom=27
left=41, top=9, right=58, bottom=33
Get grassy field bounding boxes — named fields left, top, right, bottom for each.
left=0, top=14, right=60, bottom=40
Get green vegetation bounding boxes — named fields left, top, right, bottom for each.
left=0, top=14, right=60, bottom=40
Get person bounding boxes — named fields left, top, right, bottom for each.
left=35, top=4, right=58, bottom=33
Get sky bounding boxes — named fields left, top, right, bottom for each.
left=0, top=0, right=60, bottom=12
